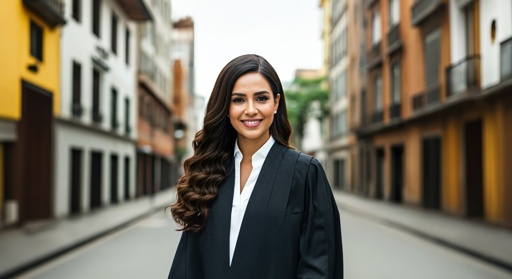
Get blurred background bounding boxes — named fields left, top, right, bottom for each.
left=0, top=0, right=512, bottom=278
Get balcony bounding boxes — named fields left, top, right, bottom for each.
left=23, top=0, right=66, bottom=28
left=500, top=37, right=512, bottom=81
left=387, top=24, right=402, bottom=55
left=372, top=110, right=384, bottom=124
left=114, top=0, right=152, bottom=21
left=446, top=55, right=480, bottom=97
left=426, top=86, right=441, bottom=105
left=71, top=103, right=83, bottom=117
left=412, top=92, right=425, bottom=112
left=411, top=0, right=444, bottom=26
left=368, top=41, right=382, bottom=69
left=389, top=103, right=401, bottom=119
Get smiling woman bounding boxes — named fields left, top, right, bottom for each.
left=169, top=54, right=343, bottom=279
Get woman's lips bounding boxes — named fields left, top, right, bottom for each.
left=241, top=120, right=262, bottom=128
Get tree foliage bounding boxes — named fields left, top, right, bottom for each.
left=285, top=76, right=329, bottom=148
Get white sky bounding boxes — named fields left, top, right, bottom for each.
left=171, top=0, right=323, bottom=97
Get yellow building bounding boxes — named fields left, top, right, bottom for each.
left=0, top=0, right=65, bottom=226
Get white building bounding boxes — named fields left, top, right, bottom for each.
left=327, top=0, right=350, bottom=190
left=55, top=0, right=151, bottom=217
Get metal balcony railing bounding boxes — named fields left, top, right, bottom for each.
left=446, top=55, right=480, bottom=97
left=411, top=0, right=443, bottom=26
left=368, top=41, right=382, bottom=68
left=372, top=110, right=384, bottom=124
left=22, top=0, right=65, bottom=27
left=387, top=24, right=402, bottom=54
left=412, top=92, right=425, bottom=111
left=500, top=37, right=512, bottom=81
left=389, top=103, right=401, bottom=119
left=426, top=86, right=441, bottom=105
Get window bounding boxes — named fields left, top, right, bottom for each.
left=374, top=72, right=383, bottom=110
left=124, top=98, right=130, bottom=134
left=391, top=62, right=401, bottom=104
left=92, top=0, right=101, bottom=37
left=125, top=28, right=130, bottom=65
left=111, top=12, right=118, bottom=54
left=111, top=87, right=118, bottom=130
left=30, top=20, right=43, bottom=61
left=372, top=11, right=381, bottom=45
left=424, top=28, right=441, bottom=90
left=72, top=61, right=82, bottom=116
left=72, top=0, right=81, bottom=22
left=389, top=0, right=400, bottom=27
left=92, top=68, right=101, bottom=122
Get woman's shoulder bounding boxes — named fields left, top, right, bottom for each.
left=280, top=146, right=322, bottom=170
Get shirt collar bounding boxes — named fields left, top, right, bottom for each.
left=234, top=136, right=275, bottom=162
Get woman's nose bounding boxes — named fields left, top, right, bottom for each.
left=245, top=101, right=257, bottom=114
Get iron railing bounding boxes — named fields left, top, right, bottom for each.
left=412, top=92, right=425, bottom=111
left=446, top=55, right=480, bottom=97
left=372, top=110, right=384, bottom=124
left=22, top=0, right=65, bottom=27
left=387, top=24, right=401, bottom=54
left=389, top=103, right=401, bottom=119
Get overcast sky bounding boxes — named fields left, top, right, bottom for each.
left=171, top=0, right=323, bottom=97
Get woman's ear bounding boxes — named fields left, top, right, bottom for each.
left=275, top=93, right=281, bottom=110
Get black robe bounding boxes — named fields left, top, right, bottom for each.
left=169, top=143, right=343, bottom=279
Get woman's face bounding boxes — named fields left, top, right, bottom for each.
left=229, top=72, right=280, bottom=147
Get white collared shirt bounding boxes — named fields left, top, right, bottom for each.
left=229, top=136, right=275, bottom=265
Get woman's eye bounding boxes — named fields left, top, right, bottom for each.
left=256, top=96, right=269, bottom=102
left=232, top=98, right=244, bottom=103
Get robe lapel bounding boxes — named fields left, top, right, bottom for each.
left=202, top=162, right=235, bottom=277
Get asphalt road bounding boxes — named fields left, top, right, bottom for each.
left=16, top=207, right=512, bottom=279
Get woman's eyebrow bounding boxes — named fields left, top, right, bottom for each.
left=231, top=91, right=270, bottom=96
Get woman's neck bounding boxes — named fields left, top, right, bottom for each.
left=237, top=134, right=270, bottom=159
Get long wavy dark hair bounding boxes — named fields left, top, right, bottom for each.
left=171, top=54, right=293, bottom=232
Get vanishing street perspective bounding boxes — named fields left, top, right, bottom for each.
left=1, top=0, right=512, bottom=278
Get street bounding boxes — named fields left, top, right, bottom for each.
left=17, top=208, right=512, bottom=279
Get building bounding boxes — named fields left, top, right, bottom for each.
left=327, top=0, right=351, bottom=190
left=172, top=17, right=196, bottom=161
left=0, top=0, right=66, bottom=226
left=353, top=0, right=512, bottom=228
left=136, top=0, right=176, bottom=197
left=54, top=0, right=151, bottom=218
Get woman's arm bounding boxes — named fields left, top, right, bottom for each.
left=297, top=157, right=344, bottom=279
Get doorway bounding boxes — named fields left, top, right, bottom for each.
left=391, top=145, right=404, bottom=203
left=70, top=148, right=82, bottom=215
left=464, top=119, right=483, bottom=217
left=422, top=136, right=441, bottom=209
left=19, top=82, right=53, bottom=222
left=90, top=151, right=103, bottom=210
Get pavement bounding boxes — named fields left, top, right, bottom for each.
left=332, top=190, right=512, bottom=274
left=0, top=188, right=511, bottom=278
left=0, top=189, right=176, bottom=279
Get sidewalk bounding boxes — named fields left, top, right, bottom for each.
left=333, top=190, right=512, bottom=273
left=0, top=189, right=176, bottom=279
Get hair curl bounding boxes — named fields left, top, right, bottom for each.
left=170, top=54, right=292, bottom=232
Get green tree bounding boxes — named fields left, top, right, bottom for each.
left=285, top=76, right=329, bottom=149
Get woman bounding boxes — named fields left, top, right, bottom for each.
left=169, top=54, right=343, bottom=279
